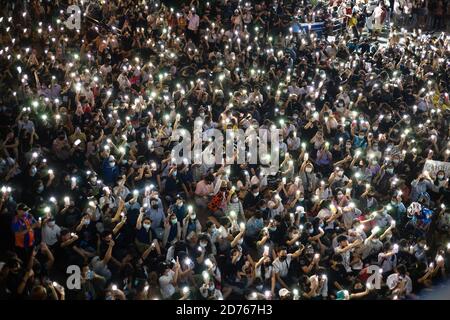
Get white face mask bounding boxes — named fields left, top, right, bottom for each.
left=253, top=192, right=259, bottom=197
left=143, top=223, right=151, bottom=230
left=305, top=167, right=313, bottom=173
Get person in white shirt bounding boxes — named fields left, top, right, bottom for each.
left=271, top=244, right=305, bottom=295
left=186, top=9, right=200, bottom=44
left=158, top=259, right=180, bottom=299
left=386, top=265, right=413, bottom=296
left=42, top=218, right=61, bottom=246
left=335, top=235, right=362, bottom=273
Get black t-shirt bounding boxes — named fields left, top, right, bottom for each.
left=243, top=193, right=261, bottom=208
left=328, top=264, right=348, bottom=293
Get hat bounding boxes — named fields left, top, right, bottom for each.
left=279, top=288, right=290, bottom=298
left=296, top=206, right=305, bottom=213
left=16, top=203, right=31, bottom=212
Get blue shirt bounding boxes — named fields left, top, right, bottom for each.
left=102, top=159, right=119, bottom=185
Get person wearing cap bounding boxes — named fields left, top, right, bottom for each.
left=11, top=204, right=40, bottom=262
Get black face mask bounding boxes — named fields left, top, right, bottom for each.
left=151, top=204, right=158, bottom=209
left=279, top=255, right=287, bottom=262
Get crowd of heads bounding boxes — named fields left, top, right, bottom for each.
left=0, top=0, right=449, bottom=300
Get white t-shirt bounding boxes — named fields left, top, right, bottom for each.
left=273, top=254, right=292, bottom=278
left=386, top=273, right=413, bottom=294
left=159, top=270, right=176, bottom=299
left=42, top=224, right=61, bottom=246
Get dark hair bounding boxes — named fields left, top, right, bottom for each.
left=397, top=264, right=407, bottom=276
left=332, top=254, right=343, bottom=263
left=337, top=235, right=347, bottom=243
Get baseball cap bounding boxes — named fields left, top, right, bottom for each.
left=279, top=288, right=290, bottom=298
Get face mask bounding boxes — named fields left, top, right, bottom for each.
left=253, top=192, right=259, bottom=197
left=199, top=113, right=205, bottom=117
left=84, top=219, right=90, bottom=225
left=308, top=228, right=314, bottom=234
left=109, top=161, right=116, bottom=167
left=305, top=168, right=312, bottom=173
left=438, top=174, right=445, bottom=180
left=200, top=242, right=207, bottom=247
left=172, top=171, right=177, bottom=177
left=37, top=185, right=44, bottom=193
left=176, top=202, right=183, bottom=208
left=47, top=221, right=55, bottom=227
left=190, top=214, right=196, bottom=220
left=232, top=197, right=239, bottom=203
left=393, top=160, right=400, bottom=164
left=279, top=255, right=287, bottom=262
left=358, top=135, right=364, bottom=139
left=299, top=198, right=304, bottom=202
left=238, top=238, right=244, bottom=245
left=256, top=285, right=263, bottom=291
left=86, top=270, right=94, bottom=280
left=386, top=168, right=394, bottom=174
left=90, top=177, right=97, bottom=184
left=171, top=218, right=178, bottom=225
left=372, top=127, right=378, bottom=131
left=143, top=223, right=151, bottom=230
left=30, top=167, right=37, bottom=176
left=269, top=226, right=276, bottom=232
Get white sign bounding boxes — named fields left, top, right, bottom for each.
left=366, top=265, right=382, bottom=289
left=66, top=265, right=81, bottom=289
left=65, top=5, right=81, bottom=30
left=423, top=160, right=450, bottom=177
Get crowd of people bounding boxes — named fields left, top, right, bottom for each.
left=0, top=0, right=449, bottom=301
